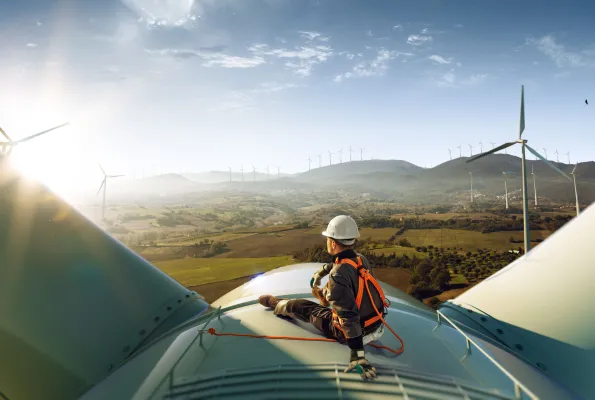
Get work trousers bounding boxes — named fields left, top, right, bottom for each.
left=274, top=299, right=348, bottom=343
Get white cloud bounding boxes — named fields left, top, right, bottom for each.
left=366, top=30, right=373, bottom=37
left=249, top=42, right=333, bottom=76
left=298, top=31, right=330, bottom=42
left=421, top=28, right=429, bottom=34
left=526, top=35, right=588, bottom=68
left=251, top=82, right=299, bottom=94
left=454, top=24, right=464, bottom=29
left=428, top=55, right=451, bottom=64
left=436, top=71, right=488, bottom=87
left=122, top=0, right=199, bottom=28
left=393, top=24, right=403, bottom=31
left=333, top=49, right=412, bottom=82
left=407, top=34, right=433, bottom=46
left=26, top=43, right=38, bottom=48
left=145, top=48, right=265, bottom=68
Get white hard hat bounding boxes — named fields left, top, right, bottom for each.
left=322, top=215, right=360, bottom=244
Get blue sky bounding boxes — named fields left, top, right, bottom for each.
left=1, top=0, right=594, bottom=198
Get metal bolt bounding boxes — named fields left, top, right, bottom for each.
left=496, top=329, right=504, bottom=334
left=515, top=344, right=524, bottom=351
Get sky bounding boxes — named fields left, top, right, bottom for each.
left=1, top=0, right=594, bottom=199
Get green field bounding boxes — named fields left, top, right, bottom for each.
left=155, top=256, right=294, bottom=287
left=369, top=246, right=427, bottom=258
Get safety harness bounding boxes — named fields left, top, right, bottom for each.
left=331, top=256, right=390, bottom=335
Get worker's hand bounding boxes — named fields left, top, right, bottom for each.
left=310, top=272, right=323, bottom=288
left=312, top=287, right=329, bottom=306
left=344, top=350, right=377, bottom=380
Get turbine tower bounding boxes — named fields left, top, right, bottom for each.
left=96, top=164, right=124, bottom=221
left=266, top=166, right=269, bottom=179
left=490, top=142, right=496, bottom=150
left=502, top=171, right=512, bottom=210
left=252, top=165, right=256, bottom=182
left=228, top=167, right=232, bottom=182
left=338, top=148, right=343, bottom=163
left=328, top=150, right=333, bottom=165
left=566, top=151, right=570, bottom=164
left=448, top=149, right=452, bottom=160
left=0, top=122, right=69, bottom=155
left=317, top=154, right=322, bottom=168
left=457, top=145, right=462, bottom=157
left=308, top=156, right=311, bottom=171
left=466, top=85, right=570, bottom=254
left=542, top=148, right=548, bottom=160
left=468, top=144, right=474, bottom=156
left=360, top=148, right=364, bottom=161
left=531, top=164, right=538, bottom=207
left=554, top=150, right=559, bottom=163
left=349, top=146, right=353, bottom=162
left=571, top=164, right=580, bottom=216
left=276, top=165, right=280, bottom=177
left=241, top=164, right=244, bottom=182
left=479, top=141, right=483, bottom=153
left=469, top=169, right=480, bottom=203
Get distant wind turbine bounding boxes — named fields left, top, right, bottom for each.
left=502, top=171, right=514, bottom=210
left=308, top=156, right=312, bottom=171
left=531, top=164, right=538, bottom=206
left=277, top=165, right=280, bottom=176
left=448, top=149, right=452, bottom=160
left=468, top=144, right=474, bottom=156
left=554, top=150, right=559, bottom=163
left=479, top=141, right=483, bottom=153
left=457, top=145, right=462, bottom=157
left=490, top=142, right=496, bottom=150
left=241, top=164, right=244, bottom=182
left=228, top=167, right=232, bottom=182
left=328, top=150, right=333, bottom=165
left=0, top=122, right=69, bottom=155
left=252, top=165, right=256, bottom=181
left=469, top=169, right=480, bottom=203
left=349, top=146, right=353, bottom=162
left=466, top=85, right=570, bottom=254
left=317, top=154, right=322, bottom=168
left=542, top=148, right=548, bottom=160
left=96, top=164, right=124, bottom=220
left=566, top=152, right=570, bottom=164
left=338, top=148, right=343, bottom=163
left=360, top=148, right=364, bottom=161
left=571, top=164, right=580, bottom=216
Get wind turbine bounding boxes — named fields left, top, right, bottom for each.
left=349, top=146, right=353, bottom=162
left=266, top=166, right=270, bottom=179
left=457, top=145, right=462, bottom=157
left=308, top=156, right=311, bottom=171
left=96, top=164, right=124, bottom=221
left=338, top=148, right=343, bottom=163
left=360, top=148, right=364, bottom=161
left=468, top=144, right=474, bottom=156
left=565, top=152, right=570, bottom=164
left=479, top=141, right=483, bottom=153
left=554, top=150, right=559, bottom=163
left=542, top=148, right=548, bottom=160
left=0, top=122, right=69, bottom=155
left=317, top=154, right=322, bottom=168
left=448, top=149, right=452, bottom=160
left=571, top=164, right=580, bottom=216
left=502, top=171, right=514, bottom=210
left=490, top=142, right=496, bottom=150
left=228, top=167, right=232, bottom=182
left=276, top=165, right=280, bottom=177
left=531, top=164, right=538, bottom=206
left=241, top=164, right=244, bottom=182
left=328, top=150, right=333, bottom=165
left=466, top=85, right=571, bottom=254
left=252, top=165, right=256, bottom=182
left=469, top=169, right=480, bottom=203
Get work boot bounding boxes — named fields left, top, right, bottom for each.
left=258, top=295, right=280, bottom=309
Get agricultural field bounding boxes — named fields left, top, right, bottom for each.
left=155, top=256, right=294, bottom=287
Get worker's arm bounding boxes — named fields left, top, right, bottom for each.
left=310, top=262, right=333, bottom=288
left=326, top=265, right=376, bottom=380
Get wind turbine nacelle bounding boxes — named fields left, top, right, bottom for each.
left=439, top=202, right=595, bottom=399
left=0, top=162, right=209, bottom=400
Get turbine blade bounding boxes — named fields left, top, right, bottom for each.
left=109, top=175, right=125, bottom=178
left=14, top=122, right=69, bottom=144
left=466, top=142, right=516, bottom=163
left=96, top=179, right=105, bottom=195
left=519, top=85, right=525, bottom=138
left=0, top=126, right=12, bottom=141
left=525, top=144, right=571, bottom=181
left=98, top=164, right=106, bottom=176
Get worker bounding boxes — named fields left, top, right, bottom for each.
left=258, top=215, right=386, bottom=381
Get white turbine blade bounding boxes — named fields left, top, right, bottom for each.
left=519, top=85, right=525, bottom=138
left=466, top=142, right=516, bottom=163
left=0, top=126, right=12, bottom=142
left=14, top=122, right=69, bottom=144
left=98, top=164, right=106, bottom=176
left=96, top=179, right=105, bottom=195
left=109, top=174, right=125, bottom=178
left=525, top=144, right=571, bottom=181
left=572, top=164, right=577, bottom=174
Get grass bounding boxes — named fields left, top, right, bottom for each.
left=155, top=256, right=295, bottom=287
left=158, top=232, right=258, bottom=246
left=359, top=228, right=399, bottom=241
left=449, top=272, right=469, bottom=285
